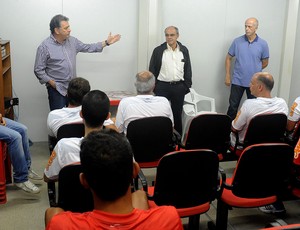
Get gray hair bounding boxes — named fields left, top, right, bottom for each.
left=50, top=14, right=69, bottom=34
left=135, top=71, right=155, bottom=94
left=165, top=26, right=179, bottom=35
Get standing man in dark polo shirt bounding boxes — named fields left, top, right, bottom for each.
left=149, top=26, right=192, bottom=135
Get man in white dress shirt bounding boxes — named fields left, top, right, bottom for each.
left=149, top=26, right=192, bottom=135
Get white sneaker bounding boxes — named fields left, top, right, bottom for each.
left=15, top=180, right=40, bottom=194
left=259, top=204, right=286, bottom=214
left=28, top=168, right=43, bottom=180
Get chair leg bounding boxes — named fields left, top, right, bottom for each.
left=48, top=182, right=57, bottom=207
left=216, top=199, right=229, bottom=230
left=188, top=214, right=200, bottom=230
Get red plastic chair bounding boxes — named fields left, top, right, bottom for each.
left=139, top=149, right=223, bottom=230
left=209, top=143, right=294, bottom=229
left=47, top=123, right=85, bottom=207
left=126, top=116, right=176, bottom=189
left=0, top=141, right=8, bottom=204
left=230, top=113, right=287, bottom=157
left=180, top=113, right=232, bottom=161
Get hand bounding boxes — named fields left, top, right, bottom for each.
left=225, top=73, right=231, bottom=86
left=0, top=113, right=6, bottom=126
left=106, top=32, right=121, bottom=45
left=48, top=80, right=56, bottom=89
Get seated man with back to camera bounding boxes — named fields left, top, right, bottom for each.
left=47, top=77, right=116, bottom=138
left=230, top=72, right=288, bottom=214
left=286, top=96, right=300, bottom=141
left=44, top=90, right=117, bottom=182
left=45, top=129, right=184, bottom=229
left=0, top=113, right=42, bottom=194
left=115, top=70, right=174, bottom=134
left=230, top=72, right=288, bottom=148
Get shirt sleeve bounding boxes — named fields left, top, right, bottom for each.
left=115, top=100, right=125, bottom=133
left=232, top=102, right=248, bottom=131
left=103, top=118, right=114, bottom=126
left=47, top=112, right=55, bottom=137
left=34, top=44, right=51, bottom=84
left=261, top=40, right=270, bottom=59
left=294, top=139, right=300, bottom=166
left=288, top=100, right=300, bottom=122
left=228, top=40, right=236, bottom=57
left=44, top=142, right=63, bottom=180
left=75, top=37, right=103, bottom=53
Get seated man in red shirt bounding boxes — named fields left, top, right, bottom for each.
left=45, top=129, right=183, bottom=230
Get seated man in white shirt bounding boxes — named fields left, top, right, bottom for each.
left=230, top=72, right=288, bottom=214
left=115, top=71, right=174, bottom=134
left=47, top=77, right=115, bottom=138
left=230, top=72, right=288, bottom=147
left=44, top=90, right=116, bottom=182
left=286, top=96, right=300, bottom=140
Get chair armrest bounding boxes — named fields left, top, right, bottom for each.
left=172, top=129, right=182, bottom=147
left=217, top=167, right=227, bottom=198
left=231, top=129, right=241, bottom=153
left=218, top=166, right=234, bottom=191
left=48, top=135, right=57, bottom=155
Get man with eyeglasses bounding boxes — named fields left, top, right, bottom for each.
left=34, top=14, right=121, bottom=111
left=149, top=26, right=192, bottom=135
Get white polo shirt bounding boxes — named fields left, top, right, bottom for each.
left=115, top=95, right=174, bottom=134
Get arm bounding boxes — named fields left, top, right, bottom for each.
left=104, top=124, right=118, bottom=131
left=183, top=48, right=192, bottom=88
left=149, top=49, right=157, bottom=77
left=225, top=54, right=233, bottom=86
left=115, top=103, right=125, bottom=133
left=262, top=58, right=269, bottom=69
left=149, top=46, right=163, bottom=78
left=43, top=173, right=58, bottom=183
left=0, top=113, right=6, bottom=126
left=34, top=45, right=53, bottom=86
left=287, top=119, right=297, bottom=132
left=103, top=116, right=118, bottom=131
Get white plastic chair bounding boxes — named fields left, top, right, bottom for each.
left=181, top=88, right=216, bottom=142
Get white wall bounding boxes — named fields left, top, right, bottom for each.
left=0, top=0, right=294, bottom=141
left=0, top=0, right=138, bottom=141
left=160, top=0, right=287, bottom=113
left=290, top=2, right=300, bottom=107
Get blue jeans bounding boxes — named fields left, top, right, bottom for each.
left=227, top=84, right=255, bottom=120
left=47, top=86, right=68, bottom=111
left=0, top=118, right=31, bottom=183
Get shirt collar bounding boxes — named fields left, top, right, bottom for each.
left=167, top=42, right=180, bottom=51
left=136, top=94, right=154, bottom=98
left=244, top=34, right=259, bottom=43
left=50, top=34, right=66, bottom=45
